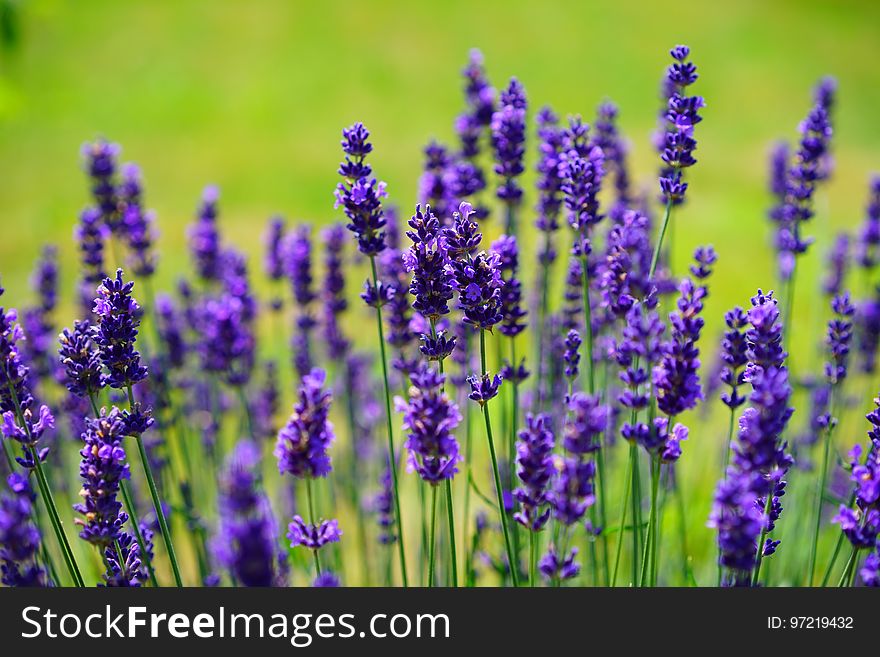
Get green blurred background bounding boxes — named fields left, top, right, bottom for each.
left=0, top=0, right=878, bottom=585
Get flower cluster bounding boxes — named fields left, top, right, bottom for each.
left=275, top=368, right=335, bottom=479
left=336, top=122, right=388, bottom=256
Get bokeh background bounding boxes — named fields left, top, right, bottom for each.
left=0, top=0, right=878, bottom=585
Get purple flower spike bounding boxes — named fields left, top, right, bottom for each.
left=0, top=473, right=49, bottom=587
left=188, top=185, right=222, bottom=281
left=513, top=414, right=555, bottom=532
left=401, top=364, right=462, bottom=484
left=564, top=329, right=582, bottom=381
left=824, top=292, right=855, bottom=386
left=275, top=368, right=335, bottom=479
left=93, top=268, right=149, bottom=391
left=491, top=78, right=527, bottom=215
left=287, top=516, right=342, bottom=550
left=857, top=176, right=880, bottom=269
left=336, top=122, right=388, bottom=256
left=539, top=544, right=580, bottom=582
left=467, top=373, right=502, bottom=406
left=658, top=45, right=704, bottom=205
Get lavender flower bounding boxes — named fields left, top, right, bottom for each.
left=534, top=107, right=564, bottom=265
left=264, top=215, right=287, bottom=310
left=76, top=207, right=107, bottom=313
left=214, top=441, right=282, bottom=586
left=445, top=221, right=503, bottom=330
left=120, top=165, right=157, bottom=277
left=561, top=136, right=605, bottom=235
left=539, top=544, right=580, bottom=582
left=719, top=307, right=749, bottom=410
left=275, top=368, right=334, bottom=479
left=313, top=571, right=341, bottom=587
left=373, top=458, right=396, bottom=545
left=563, top=329, right=581, bottom=381
left=101, top=531, right=146, bottom=587
left=322, top=224, right=350, bottom=361
left=824, top=292, right=855, bottom=386
left=658, top=45, right=704, bottom=205
left=513, top=414, right=555, bottom=532
left=22, top=245, right=58, bottom=378
left=857, top=176, right=880, bottom=269
left=549, top=450, right=596, bottom=526
left=58, top=320, right=104, bottom=398
left=401, top=365, right=461, bottom=484
left=336, top=122, right=387, bottom=256
left=404, top=205, right=454, bottom=320
left=822, top=234, right=850, bottom=297
left=490, top=235, right=526, bottom=337
left=418, top=141, right=453, bottom=219
left=73, top=408, right=130, bottom=546
left=287, top=516, right=342, bottom=550
left=82, top=140, right=120, bottom=231
left=91, top=269, right=147, bottom=390
left=188, top=185, right=222, bottom=281
left=285, top=226, right=317, bottom=378
left=616, top=298, right=664, bottom=443
left=593, top=101, right=631, bottom=209
left=654, top=248, right=715, bottom=417
left=491, top=78, right=527, bottom=222
left=0, top=473, right=49, bottom=587
left=774, top=92, right=833, bottom=279
left=154, top=294, right=186, bottom=370
left=467, top=373, right=502, bottom=406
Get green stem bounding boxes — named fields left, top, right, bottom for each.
left=807, top=389, right=836, bottom=585
left=751, top=489, right=776, bottom=586
left=837, top=546, right=858, bottom=587
left=649, top=199, right=674, bottom=280
left=631, top=442, right=642, bottom=585
left=529, top=530, right=537, bottom=588
left=120, top=480, right=159, bottom=587
left=128, top=386, right=182, bottom=587
left=821, top=526, right=849, bottom=587
left=369, top=256, right=409, bottom=587
left=30, top=445, right=85, bottom=587
left=428, top=484, right=438, bottom=587
left=639, top=454, right=660, bottom=586
left=480, top=329, right=519, bottom=587
left=578, top=249, right=595, bottom=394
left=306, top=478, right=322, bottom=576
left=445, top=479, right=458, bottom=587
left=4, top=376, right=84, bottom=587
left=610, top=440, right=633, bottom=587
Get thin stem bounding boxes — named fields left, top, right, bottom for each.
left=610, top=441, right=633, bottom=587
left=369, top=255, right=409, bottom=587
left=807, top=388, right=836, bottom=585
left=837, top=546, right=858, bottom=587
left=578, top=249, right=595, bottom=394
left=445, top=479, right=458, bottom=588
left=751, top=489, right=776, bottom=586
left=30, top=446, right=85, bottom=587
left=119, top=480, right=159, bottom=587
left=529, top=530, right=537, bottom=588
left=649, top=199, right=674, bottom=280
left=480, top=329, right=519, bottom=587
left=4, top=376, right=83, bottom=586
left=128, top=386, right=182, bottom=587
left=533, top=244, right=551, bottom=412
left=821, top=528, right=848, bottom=587
left=639, top=454, right=660, bottom=587
left=306, top=478, right=322, bottom=576
left=428, top=484, right=438, bottom=587
left=630, top=442, right=642, bottom=585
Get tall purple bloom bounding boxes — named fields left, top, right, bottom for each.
left=0, top=293, right=55, bottom=469
left=418, top=141, right=453, bottom=220
left=22, top=245, right=58, bottom=379
left=285, top=226, right=317, bottom=378
left=275, top=368, right=334, bottom=479
left=490, top=235, right=526, bottom=337
left=76, top=207, right=107, bottom=314
left=101, top=530, right=146, bottom=587
left=214, top=441, right=283, bottom=586
left=774, top=91, right=833, bottom=280
left=616, top=297, right=664, bottom=445
left=120, top=164, right=157, bottom=278
left=188, top=185, right=222, bottom=282
left=593, top=101, right=632, bottom=210
left=92, top=269, right=148, bottom=389
left=154, top=294, right=186, bottom=370
left=564, top=329, right=581, bottom=382
left=658, top=45, right=704, bottom=205
left=711, top=290, right=793, bottom=585
left=491, top=78, right=527, bottom=227
left=822, top=233, right=850, bottom=297
left=0, top=473, right=49, bottom=587
left=824, top=292, right=855, bottom=386
left=445, top=203, right=504, bottom=330
left=322, top=224, right=350, bottom=362
left=264, top=215, right=287, bottom=311
left=73, top=408, right=130, bottom=547
left=336, top=122, right=388, bottom=256
left=534, top=107, right=564, bottom=266
left=82, top=140, right=121, bottom=232
left=401, top=365, right=461, bottom=484
left=857, top=176, right=880, bottom=270
left=404, top=205, right=454, bottom=321
left=653, top=247, right=715, bottom=417
left=513, top=414, right=555, bottom=531
left=58, top=319, right=104, bottom=398
left=719, top=307, right=749, bottom=410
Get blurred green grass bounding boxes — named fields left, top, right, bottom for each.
left=1, top=0, right=879, bottom=585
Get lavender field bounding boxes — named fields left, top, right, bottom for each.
left=0, top=2, right=879, bottom=589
